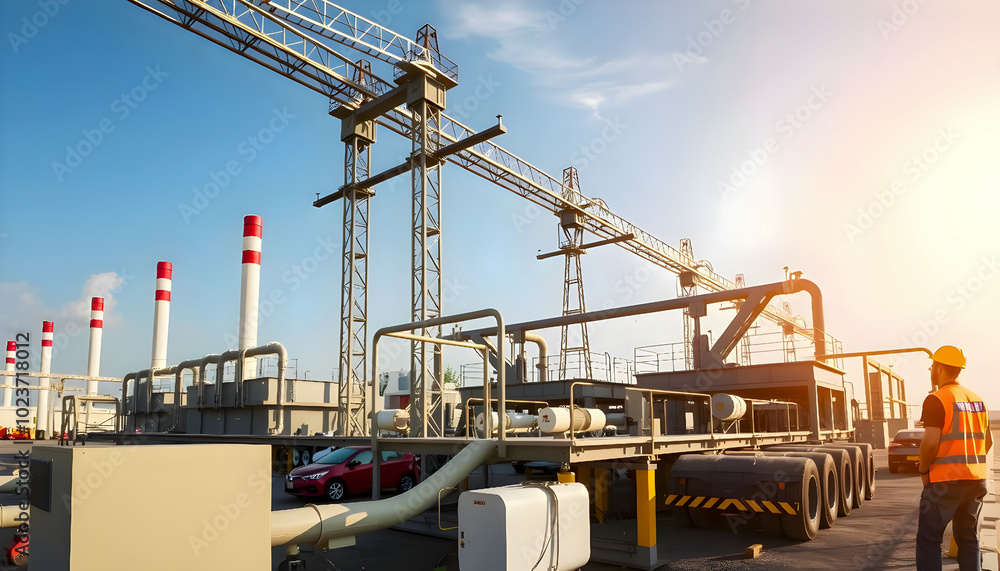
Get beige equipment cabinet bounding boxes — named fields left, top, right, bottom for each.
left=31, top=444, right=271, bottom=570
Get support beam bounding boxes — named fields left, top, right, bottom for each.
left=536, top=233, right=635, bottom=260
left=708, top=289, right=775, bottom=364
left=636, top=467, right=657, bottom=564
left=432, top=121, right=506, bottom=160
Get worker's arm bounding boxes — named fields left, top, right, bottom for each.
left=920, top=426, right=942, bottom=487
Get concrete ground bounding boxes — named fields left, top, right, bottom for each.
left=2, top=432, right=998, bottom=570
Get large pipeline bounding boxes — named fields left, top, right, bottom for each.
left=522, top=332, right=548, bottom=382
left=270, top=439, right=496, bottom=547
left=236, top=342, right=287, bottom=434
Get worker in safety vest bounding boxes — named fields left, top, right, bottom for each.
left=916, top=345, right=993, bottom=571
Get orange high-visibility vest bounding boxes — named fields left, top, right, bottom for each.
left=929, top=383, right=989, bottom=483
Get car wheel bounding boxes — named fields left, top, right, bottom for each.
left=327, top=479, right=347, bottom=501
left=399, top=473, right=416, bottom=492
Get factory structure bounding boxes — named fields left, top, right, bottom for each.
left=6, top=1, right=923, bottom=570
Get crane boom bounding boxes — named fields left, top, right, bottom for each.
left=127, top=0, right=825, bottom=344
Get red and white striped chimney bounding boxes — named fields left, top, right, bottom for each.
left=239, top=215, right=262, bottom=377
left=3, top=341, right=15, bottom=408
left=87, top=297, right=104, bottom=395
left=38, top=320, right=54, bottom=438
left=151, top=262, right=172, bottom=370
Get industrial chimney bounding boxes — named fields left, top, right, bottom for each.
left=151, top=261, right=172, bottom=370
left=87, top=297, right=104, bottom=395
left=239, top=215, right=262, bottom=378
left=38, top=320, right=54, bottom=438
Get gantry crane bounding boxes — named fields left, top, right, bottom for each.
left=126, top=0, right=831, bottom=438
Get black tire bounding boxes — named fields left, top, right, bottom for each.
left=855, top=443, right=875, bottom=500
left=512, top=462, right=525, bottom=474
left=817, top=455, right=839, bottom=529
left=781, top=459, right=821, bottom=541
left=326, top=478, right=347, bottom=502
left=399, top=473, right=416, bottom=492
left=300, top=449, right=311, bottom=466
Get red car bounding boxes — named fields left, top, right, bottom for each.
left=284, top=446, right=420, bottom=501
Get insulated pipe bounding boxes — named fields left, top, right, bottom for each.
left=4, top=341, right=15, bottom=407
left=198, top=353, right=223, bottom=408
left=270, top=439, right=497, bottom=547
left=214, top=349, right=242, bottom=410
left=151, top=261, right=172, bottom=370
left=121, top=372, right=137, bottom=430
left=239, top=215, right=262, bottom=378
left=87, top=297, right=104, bottom=396
left=171, top=360, right=201, bottom=428
left=0, top=504, right=21, bottom=528
left=236, top=342, right=287, bottom=426
left=523, top=332, right=547, bottom=382
left=37, top=321, right=54, bottom=439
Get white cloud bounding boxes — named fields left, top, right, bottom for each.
left=0, top=272, right=128, bottom=343
left=440, top=1, right=678, bottom=117
left=58, top=272, right=126, bottom=325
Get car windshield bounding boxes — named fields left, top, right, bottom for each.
left=314, top=447, right=361, bottom=465
left=895, top=431, right=924, bottom=441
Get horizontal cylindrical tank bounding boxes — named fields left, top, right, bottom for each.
left=537, top=407, right=606, bottom=434
left=725, top=450, right=838, bottom=529
left=375, top=409, right=410, bottom=432
left=710, top=393, right=747, bottom=421
left=669, top=454, right=821, bottom=540
left=476, top=411, right=536, bottom=435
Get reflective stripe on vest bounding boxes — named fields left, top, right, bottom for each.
left=930, top=384, right=989, bottom=483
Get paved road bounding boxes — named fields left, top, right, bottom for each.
left=2, top=435, right=996, bottom=570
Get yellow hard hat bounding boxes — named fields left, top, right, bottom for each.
left=931, top=345, right=967, bottom=369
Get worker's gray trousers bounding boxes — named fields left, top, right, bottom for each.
left=916, top=479, right=987, bottom=571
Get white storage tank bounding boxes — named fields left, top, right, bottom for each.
left=458, top=482, right=590, bottom=571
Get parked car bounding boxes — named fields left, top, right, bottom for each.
left=887, top=428, right=925, bottom=473
left=285, top=446, right=419, bottom=501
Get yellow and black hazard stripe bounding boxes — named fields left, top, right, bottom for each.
left=664, top=494, right=797, bottom=515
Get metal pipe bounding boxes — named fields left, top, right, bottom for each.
left=370, top=308, right=506, bottom=499
left=4, top=341, right=15, bottom=408
left=37, top=321, right=53, bottom=439
left=0, top=504, right=21, bottom=528
left=239, top=215, right=263, bottom=378
left=198, top=353, right=223, bottom=408
left=214, top=349, right=242, bottom=409
left=523, top=332, right=547, bottom=382
left=270, top=439, right=496, bottom=547
left=121, top=371, right=137, bottom=430
left=151, top=261, right=172, bottom=369
left=171, top=360, right=201, bottom=429
left=236, top=343, right=287, bottom=435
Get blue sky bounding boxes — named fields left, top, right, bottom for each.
left=2, top=0, right=999, bottom=414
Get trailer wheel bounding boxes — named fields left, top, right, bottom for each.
left=300, top=449, right=311, bottom=466
left=834, top=450, right=853, bottom=517
left=855, top=443, right=875, bottom=500
left=818, top=456, right=839, bottom=529
left=781, top=459, right=820, bottom=540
